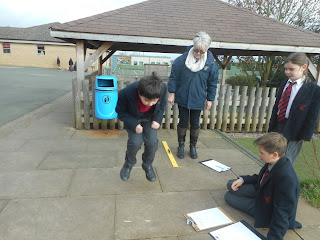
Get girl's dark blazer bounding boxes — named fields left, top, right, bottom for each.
left=242, top=157, right=301, bottom=239
left=115, top=81, right=167, bottom=131
left=268, top=79, right=320, bottom=141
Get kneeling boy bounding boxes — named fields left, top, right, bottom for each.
left=225, top=132, right=301, bottom=239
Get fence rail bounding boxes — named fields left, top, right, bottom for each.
left=73, top=78, right=320, bottom=133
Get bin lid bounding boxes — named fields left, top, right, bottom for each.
left=95, top=75, right=117, bottom=90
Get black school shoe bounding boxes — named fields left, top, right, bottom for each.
left=120, top=163, right=132, bottom=181
left=142, top=165, right=156, bottom=182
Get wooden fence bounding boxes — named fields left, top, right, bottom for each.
left=73, top=78, right=320, bottom=133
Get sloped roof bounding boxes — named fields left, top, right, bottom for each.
left=50, top=0, right=320, bottom=55
left=0, top=23, right=66, bottom=43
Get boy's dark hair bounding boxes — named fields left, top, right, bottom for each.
left=254, top=132, right=287, bottom=157
left=137, top=72, right=162, bottom=99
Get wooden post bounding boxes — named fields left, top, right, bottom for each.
left=202, top=109, right=209, bottom=129
left=172, top=103, right=179, bottom=129
left=222, top=85, right=232, bottom=132
left=316, top=114, right=320, bottom=132
left=245, top=87, right=256, bottom=132
left=264, top=87, right=276, bottom=132
left=92, top=78, right=100, bottom=129
left=237, top=86, right=248, bottom=132
left=165, top=92, right=171, bottom=129
left=216, top=85, right=225, bottom=130
left=258, top=87, right=269, bottom=132
left=83, top=80, right=90, bottom=129
left=230, top=86, right=239, bottom=131
left=74, top=40, right=85, bottom=129
left=251, top=87, right=262, bottom=132
left=209, top=96, right=218, bottom=130
left=117, top=80, right=124, bottom=130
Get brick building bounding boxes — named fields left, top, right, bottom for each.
left=0, top=23, right=100, bottom=70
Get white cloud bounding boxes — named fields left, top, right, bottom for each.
left=0, top=0, right=147, bottom=27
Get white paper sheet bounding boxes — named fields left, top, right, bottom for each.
left=187, top=208, right=233, bottom=230
left=201, top=159, right=231, bottom=172
left=209, top=222, right=263, bottom=240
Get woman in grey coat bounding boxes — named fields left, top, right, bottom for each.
left=167, top=32, right=219, bottom=159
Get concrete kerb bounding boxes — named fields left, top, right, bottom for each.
left=0, top=91, right=73, bottom=139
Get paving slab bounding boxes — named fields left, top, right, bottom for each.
left=0, top=200, right=8, bottom=213
left=295, top=226, right=320, bottom=240
left=201, top=138, right=236, bottom=149
left=157, top=165, right=235, bottom=192
left=0, top=151, right=47, bottom=172
left=0, top=138, right=27, bottom=151
left=6, top=123, right=73, bottom=139
left=296, top=197, right=320, bottom=226
left=0, top=196, right=115, bottom=240
left=17, top=139, right=88, bottom=152
left=178, top=234, right=212, bottom=240
left=115, top=191, right=216, bottom=240
left=38, top=151, right=123, bottom=169
left=0, top=169, right=73, bottom=199
left=68, top=167, right=163, bottom=196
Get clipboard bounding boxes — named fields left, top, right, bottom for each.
left=184, top=207, right=235, bottom=231
left=200, top=159, right=231, bottom=173
left=209, top=220, right=267, bottom=240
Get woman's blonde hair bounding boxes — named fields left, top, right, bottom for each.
left=193, top=32, right=212, bottom=51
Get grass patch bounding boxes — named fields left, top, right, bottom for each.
left=231, top=137, right=320, bottom=208
left=300, top=179, right=320, bottom=208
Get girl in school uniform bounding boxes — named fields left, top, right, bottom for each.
left=269, top=52, right=320, bottom=164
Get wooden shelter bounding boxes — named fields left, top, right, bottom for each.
left=50, top=0, right=320, bottom=129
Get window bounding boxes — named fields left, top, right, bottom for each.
left=2, top=43, right=10, bottom=54
left=139, top=61, right=143, bottom=66
left=163, top=62, right=168, bottom=65
left=133, top=61, right=138, bottom=65
left=37, top=45, right=45, bottom=55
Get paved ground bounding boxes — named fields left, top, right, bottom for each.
left=0, top=66, right=75, bottom=127
left=0, top=91, right=319, bottom=240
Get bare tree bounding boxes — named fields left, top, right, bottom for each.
left=227, top=0, right=320, bottom=32
left=225, top=0, right=320, bottom=86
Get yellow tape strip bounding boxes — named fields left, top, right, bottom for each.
left=162, top=141, right=179, bottom=168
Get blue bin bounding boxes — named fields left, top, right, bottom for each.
left=95, top=75, right=118, bottom=119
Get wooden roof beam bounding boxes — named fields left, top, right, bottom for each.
left=84, top=41, right=113, bottom=71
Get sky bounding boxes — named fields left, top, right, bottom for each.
left=0, top=0, right=147, bottom=27
left=0, top=0, right=180, bottom=59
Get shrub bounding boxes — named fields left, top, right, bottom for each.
left=226, top=75, right=256, bottom=87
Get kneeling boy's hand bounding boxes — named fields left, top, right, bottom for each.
left=231, top=178, right=244, bottom=191
left=151, top=121, right=160, bottom=130
left=136, top=124, right=143, bottom=133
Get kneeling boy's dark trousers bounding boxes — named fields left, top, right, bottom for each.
left=224, top=179, right=257, bottom=217
left=125, top=121, right=158, bottom=168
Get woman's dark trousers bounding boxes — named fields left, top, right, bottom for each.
left=177, top=105, right=201, bottom=159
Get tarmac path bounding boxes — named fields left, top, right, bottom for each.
left=0, top=66, right=75, bottom=127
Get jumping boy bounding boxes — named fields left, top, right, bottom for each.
left=116, top=72, right=167, bottom=182
left=225, top=132, right=302, bottom=239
